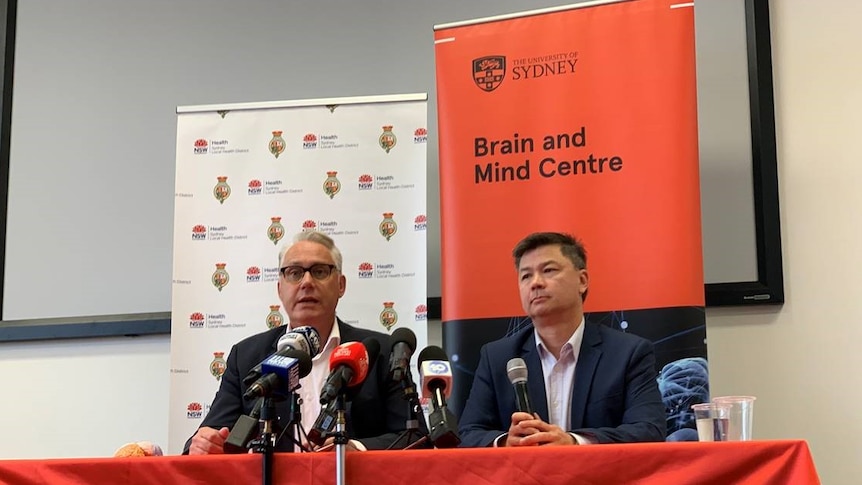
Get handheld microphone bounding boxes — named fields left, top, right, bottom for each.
left=308, top=337, right=381, bottom=446
left=319, top=341, right=370, bottom=405
left=243, top=326, right=321, bottom=386
left=506, top=357, right=534, bottom=414
left=224, top=398, right=265, bottom=454
left=418, top=346, right=461, bottom=448
left=388, top=327, right=416, bottom=383
left=243, top=348, right=312, bottom=401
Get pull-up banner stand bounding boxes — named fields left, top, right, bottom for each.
left=168, top=94, right=428, bottom=453
left=434, top=0, right=708, bottom=440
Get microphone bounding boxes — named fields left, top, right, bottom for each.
left=319, top=341, right=370, bottom=405
left=224, top=398, right=265, bottom=454
left=506, top=357, right=534, bottom=414
left=243, top=326, right=321, bottom=386
left=280, top=325, right=322, bottom=355
left=243, top=348, right=313, bottom=401
left=308, top=337, right=381, bottom=446
left=388, top=327, right=416, bottom=383
left=307, top=399, right=338, bottom=447
left=417, top=346, right=461, bottom=448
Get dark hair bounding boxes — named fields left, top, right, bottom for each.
left=512, top=232, right=588, bottom=301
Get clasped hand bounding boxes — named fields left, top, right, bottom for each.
left=505, top=412, right=576, bottom=447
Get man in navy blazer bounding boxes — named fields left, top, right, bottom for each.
left=459, top=232, right=666, bottom=447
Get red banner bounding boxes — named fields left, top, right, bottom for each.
left=435, top=0, right=703, bottom=321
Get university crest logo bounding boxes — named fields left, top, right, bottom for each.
left=473, top=56, right=506, bottom=92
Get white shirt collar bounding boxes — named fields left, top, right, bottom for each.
left=534, top=316, right=586, bottom=359
left=289, top=318, right=341, bottom=360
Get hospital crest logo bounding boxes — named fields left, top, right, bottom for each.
left=269, top=130, right=286, bottom=158
left=379, top=125, right=397, bottom=153
left=267, top=217, right=285, bottom=245
left=379, top=212, right=397, bottom=241
left=212, top=263, right=229, bottom=291
left=323, top=171, right=341, bottom=199
left=210, top=352, right=227, bottom=380
left=380, top=302, right=398, bottom=330
left=266, top=305, right=284, bottom=329
left=213, top=176, right=231, bottom=204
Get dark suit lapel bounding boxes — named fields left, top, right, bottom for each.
left=269, top=325, right=289, bottom=352
left=570, top=323, right=602, bottom=429
left=521, top=334, right=549, bottom=420
left=338, top=319, right=358, bottom=342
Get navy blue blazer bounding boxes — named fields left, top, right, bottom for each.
left=459, top=322, right=666, bottom=446
left=183, top=320, right=418, bottom=453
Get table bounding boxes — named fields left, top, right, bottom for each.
left=0, top=440, right=819, bottom=485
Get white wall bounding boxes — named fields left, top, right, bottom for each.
left=0, top=335, right=170, bottom=458
left=705, top=1, right=862, bottom=483
left=1, top=0, right=859, bottom=482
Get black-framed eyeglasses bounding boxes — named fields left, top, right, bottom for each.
left=279, top=264, right=338, bottom=283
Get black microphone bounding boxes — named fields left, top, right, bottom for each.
left=418, top=346, right=461, bottom=448
left=243, top=326, right=322, bottom=386
left=243, top=349, right=313, bottom=401
left=307, top=399, right=339, bottom=447
left=224, top=398, right=265, bottom=454
left=388, top=327, right=416, bottom=383
left=308, top=337, right=381, bottom=446
left=506, top=357, right=534, bottom=414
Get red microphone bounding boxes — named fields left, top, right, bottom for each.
left=319, top=341, right=369, bottom=404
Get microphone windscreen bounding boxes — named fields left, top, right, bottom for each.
left=506, top=357, right=528, bottom=384
left=419, top=359, right=453, bottom=400
left=277, top=326, right=322, bottom=356
left=417, top=345, right=448, bottom=365
left=390, top=327, right=417, bottom=352
left=329, top=341, right=369, bottom=386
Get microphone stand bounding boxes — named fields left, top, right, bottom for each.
left=332, top=393, right=348, bottom=485
left=276, top=392, right=311, bottom=453
left=386, top=372, right=428, bottom=450
left=250, top=396, right=277, bottom=485
left=250, top=392, right=307, bottom=485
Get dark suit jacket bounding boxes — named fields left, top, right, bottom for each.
left=183, top=320, right=417, bottom=453
left=458, top=322, right=666, bottom=447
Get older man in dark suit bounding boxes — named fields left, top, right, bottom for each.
left=185, top=231, right=416, bottom=454
left=459, top=232, right=666, bottom=447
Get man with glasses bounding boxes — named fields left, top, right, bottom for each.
left=185, top=230, right=416, bottom=454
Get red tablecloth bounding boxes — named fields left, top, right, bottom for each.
left=0, top=440, right=819, bottom=485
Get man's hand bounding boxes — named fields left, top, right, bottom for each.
left=505, top=412, right=577, bottom=447
left=188, top=426, right=230, bottom=455
left=313, top=437, right=362, bottom=452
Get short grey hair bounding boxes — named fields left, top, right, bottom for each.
left=278, top=230, right=343, bottom=271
